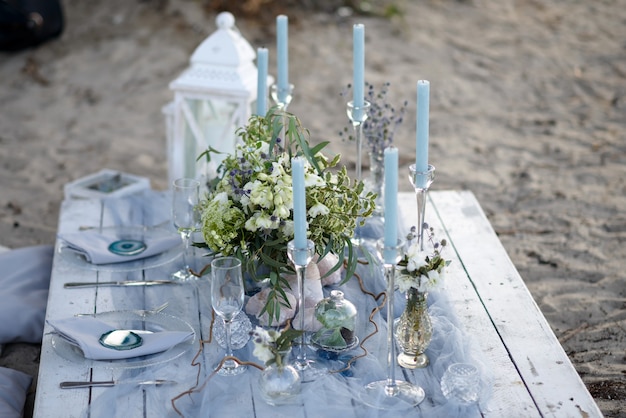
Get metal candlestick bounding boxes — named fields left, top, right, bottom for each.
left=361, top=238, right=425, bottom=409
left=408, top=164, right=435, bottom=251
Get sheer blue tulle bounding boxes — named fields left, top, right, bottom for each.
left=83, top=251, right=493, bottom=418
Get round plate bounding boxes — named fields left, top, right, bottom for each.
left=50, top=311, right=196, bottom=369
left=58, top=226, right=182, bottom=272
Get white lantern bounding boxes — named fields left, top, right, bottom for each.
left=164, top=12, right=265, bottom=187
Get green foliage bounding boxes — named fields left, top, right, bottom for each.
left=199, top=107, right=376, bottom=324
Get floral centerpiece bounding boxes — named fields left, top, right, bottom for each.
left=198, top=107, right=376, bottom=324
left=394, top=224, right=451, bottom=369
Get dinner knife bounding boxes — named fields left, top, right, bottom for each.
left=64, top=280, right=177, bottom=288
left=60, top=379, right=176, bottom=388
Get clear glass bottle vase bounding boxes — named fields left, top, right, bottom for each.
left=258, top=350, right=301, bottom=405
left=394, top=287, right=433, bottom=369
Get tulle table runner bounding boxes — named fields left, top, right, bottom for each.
left=83, top=256, right=492, bottom=418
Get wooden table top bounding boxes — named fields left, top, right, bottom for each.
left=33, top=190, right=602, bottom=417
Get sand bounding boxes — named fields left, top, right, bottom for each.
left=1, top=0, right=625, bottom=416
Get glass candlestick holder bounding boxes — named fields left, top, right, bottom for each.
left=346, top=100, right=371, bottom=182
left=360, top=238, right=425, bottom=410
left=347, top=100, right=372, bottom=248
left=287, top=239, right=327, bottom=382
left=271, top=83, right=294, bottom=151
left=271, top=83, right=294, bottom=111
left=408, top=164, right=435, bottom=251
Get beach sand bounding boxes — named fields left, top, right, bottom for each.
left=1, top=0, right=625, bottom=416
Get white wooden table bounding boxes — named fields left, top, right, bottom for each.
left=33, top=190, right=603, bottom=417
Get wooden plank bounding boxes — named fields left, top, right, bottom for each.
left=34, top=199, right=104, bottom=418
left=33, top=193, right=194, bottom=418
left=427, top=190, right=603, bottom=417
left=399, top=192, right=541, bottom=417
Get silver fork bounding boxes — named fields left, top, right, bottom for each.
left=75, top=301, right=170, bottom=317
left=134, top=301, right=169, bottom=317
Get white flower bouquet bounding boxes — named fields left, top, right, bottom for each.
left=396, top=224, right=451, bottom=293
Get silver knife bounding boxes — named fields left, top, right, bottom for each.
left=60, top=379, right=176, bottom=388
left=64, top=280, right=177, bottom=288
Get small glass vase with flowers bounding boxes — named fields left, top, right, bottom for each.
left=394, top=225, right=451, bottom=369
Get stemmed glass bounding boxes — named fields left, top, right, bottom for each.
left=287, top=239, right=326, bottom=382
left=210, top=256, right=247, bottom=376
left=360, top=238, right=425, bottom=410
left=171, top=178, right=200, bottom=281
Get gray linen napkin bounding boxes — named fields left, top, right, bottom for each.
left=47, top=317, right=193, bottom=360
left=58, top=230, right=180, bottom=264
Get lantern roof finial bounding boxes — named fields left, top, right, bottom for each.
left=216, top=11, right=235, bottom=29
left=188, top=11, right=254, bottom=68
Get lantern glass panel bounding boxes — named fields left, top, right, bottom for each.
left=181, top=97, right=239, bottom=180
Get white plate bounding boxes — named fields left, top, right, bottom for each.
left=50, top=311, right=196, bottom=369
left=57, top=226, right=182, bottom=272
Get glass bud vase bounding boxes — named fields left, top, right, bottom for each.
left=394, top=287, right=433, bottom=369
left=258, top=350, right=301, bottom=405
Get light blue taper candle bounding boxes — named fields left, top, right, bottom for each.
left=292, top=157, right=307, bottom=257
left=416, top=80, right=430, bottom=175
left=256, top=47, right=268, bottom=116
left=277, top=15, right=289, bottom=102
left=383, top=147, right=398, bottom=264
left=353, top=24, right=365, bottom=119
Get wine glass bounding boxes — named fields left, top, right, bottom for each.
left=211, top=256, right=247, bottom=376
left=171, top=178, right=200, bottom=281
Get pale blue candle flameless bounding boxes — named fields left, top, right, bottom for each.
left=277, top=15, right=289, bottom=100
left=352, top=24, right=365, bottom=115
left=415, top=80, right=430, bottom=174
left=292, top=157, right=307, bottom=258
left=383, top=147, right=398, bottom=264
left=256, top=47, right=268, bottom=116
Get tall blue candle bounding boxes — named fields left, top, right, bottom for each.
left=256, top=47, right=268, bottom=116
left=416, top=80, right=430, bottom=174
left=352, top=24, right=365, bottom=118
left=384, top=147, right=398, bottom=263
left=277, top=15, right=289, bottom=101
left=292, top=157, right=307, bottom=253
